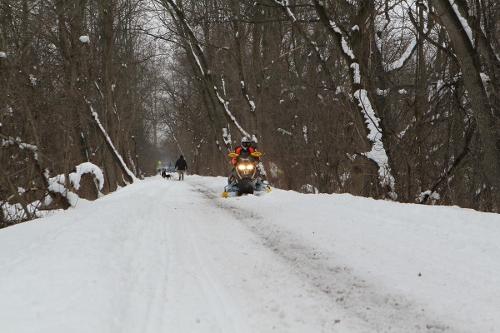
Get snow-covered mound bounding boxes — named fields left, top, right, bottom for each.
left=0, top=176, right=499, bottom=333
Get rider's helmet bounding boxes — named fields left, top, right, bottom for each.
left=241, top=136, right=252, bottom=149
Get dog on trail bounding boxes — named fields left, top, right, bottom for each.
left=161, top=169, right=172, bottom=179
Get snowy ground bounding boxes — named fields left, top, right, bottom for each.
left=1, top=175, right=499, bottom=333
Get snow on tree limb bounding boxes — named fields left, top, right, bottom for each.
left=188, top=40, right=205, bottom=76
left=221, top=75, right=227, bottom=96
left=214, top=87, right=251, bottom=138
left=274, top=0, right=297, bottom=22
left=222, top=127, right=232, bottom=147
left=384, top=38, right=417, bottom=71
left=354, top=89, right=396, bottom=197
left=350, top=63, right=361, bottom=84
left=277, top=128, right=292, bottom=136
left=240, top=81, right=256, bottom=113
left=449, top=0, right=474, bottom=45
left=164, top=0, right=252, bottom=140
left=1, top=136, right=39, bottom=161
left=86, top=101, right=136, bottom=182
left=274, top=0, right=337, bottom=90
left=326, top=19, right=355, bottom=60
left=312, top=0, right=397, bottom=197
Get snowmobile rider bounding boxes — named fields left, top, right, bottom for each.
left=228, top=136, right=267, bottom=184
left=175, top=155, right=187, bottom=181
left=231, top=136, right=259, bottom=166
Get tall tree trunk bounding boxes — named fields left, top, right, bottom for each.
left=432, top=0, right=500, bottom=192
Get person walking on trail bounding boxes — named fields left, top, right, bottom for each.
left=175, top=155, right=187, bottom=181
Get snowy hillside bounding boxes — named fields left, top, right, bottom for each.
left=0, top=176, right=499, bottom=333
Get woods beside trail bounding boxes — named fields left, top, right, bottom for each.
left=1, top=0, right=499, bottom=226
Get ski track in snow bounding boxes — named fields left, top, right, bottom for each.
left=1, top=176, right=499, bottom=332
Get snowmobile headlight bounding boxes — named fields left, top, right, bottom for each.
left=237, top=163, right=254, bottom=171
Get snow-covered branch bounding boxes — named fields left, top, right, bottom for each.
left=274, top=0, right=338, bottom=90
left=163, top=0, right=252, bottom=140
left=86, top=100, right=136, bottom=183
left=384, top=38, right=417, bottom=71
left=214, top=87, right=251, bottom=138
left=312, top=0, right=397, bottom=198
left=449, top=0, right=474, bottom=45
left=354, top=89, right=395, bottom=197
left=1, top=136, right=39, bottom=161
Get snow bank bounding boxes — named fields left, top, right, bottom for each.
left=47, top=174, right=80, bottom=207
left=1, top=200, right=41, bottom=222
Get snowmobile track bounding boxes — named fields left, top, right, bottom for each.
left=192, top=182, right=457, bottom=333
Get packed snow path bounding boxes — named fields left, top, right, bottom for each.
left=1, top=176, right=500, bottom=333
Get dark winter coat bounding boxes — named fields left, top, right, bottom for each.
left=175, top=157, right=187, bottom=171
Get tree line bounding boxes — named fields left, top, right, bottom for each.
left=1, top=0, right=499, bottom=226
left=0, top=0, right=164, bottom=226
left=153, top=0, right=499, bottom=212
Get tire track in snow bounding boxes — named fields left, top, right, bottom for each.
left=159, top=180, right=242, bottom=332
left=183, top=218, right=242, bottom=333
left=191, top=182, right=458, bottom=333
left=181, top=181, right=348, bottom=332
left=117, top=181, right=172, bottom=333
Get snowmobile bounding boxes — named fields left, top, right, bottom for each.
left=222, top=151, right=271, bottom=198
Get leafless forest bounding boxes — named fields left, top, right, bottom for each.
left=1, top=0, right=499, bottom=226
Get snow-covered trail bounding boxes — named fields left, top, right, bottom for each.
left=1, top=176, right=499, bottom=332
